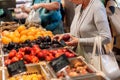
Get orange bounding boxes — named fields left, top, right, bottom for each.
left=2, top=37, right=11, bottom=44
left=35, top=29, right=41, bottom=33
left=2, top=30, right=10, bottom=37
left=27, top=36, right=35, bottom=41
left=12, top=37, right=20, bottom=43
left=7, top=32, right=15, bottom=40
left=35, top=34, right=42, bottom=39
left=20, top=35, right=27, bottom=42
left=17, top=25, right=26, bottom=32
left=28, top=27, right=36, bottom=30
left=36, top=32, right=42, bottom=35
left=20, top=30, right=28, bottom=36
left=14, top=30, right=20, bottom=38
left=27, top=30, right=35, bottom=36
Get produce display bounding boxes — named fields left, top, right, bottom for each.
left=55, top=58, right=95, bottom=79
left=1, top=25, right=53, bottom=44
left=2, top=36, right=63, bottom=53
left=0, top=23, right=106, bottom=80
left=4, top=46, right=76, bottom=65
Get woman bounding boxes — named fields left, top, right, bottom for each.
left=21, top=0, right=64, bottom=34
left=55, top=0, right=111, bottom=55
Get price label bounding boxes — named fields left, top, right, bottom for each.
left=49, top=54, right=70, bottom=73
left=7, top=60, right=27, bottom=76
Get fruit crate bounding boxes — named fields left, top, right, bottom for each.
left=0, top=63, right=54, bottom=80
left=47, top=56, right=100, bottom=80
left=0, top=22, right=43, bottom=32
left=0, top=22, right=19, bottom=31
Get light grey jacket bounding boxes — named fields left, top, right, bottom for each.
left=70, top=0, right=112, bottom=53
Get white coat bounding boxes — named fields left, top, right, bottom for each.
left=70, top=0, right=112, bottom=53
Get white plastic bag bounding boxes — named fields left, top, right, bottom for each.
left=26, top=9, right=41, bottom=24
left=101, top=50, right=120, bottom=79
left=96, top=36, right=120, bottom=79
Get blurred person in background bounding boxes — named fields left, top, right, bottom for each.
left=14, top=0, right=32, bottom=24
left=20, top=0, right=64, bottom=34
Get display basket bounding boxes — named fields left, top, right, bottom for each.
left=0, top=22, right=19, bottom=31
left=0, top=22, right=43, bottom=32
left=47, top=56, right=100, bottom=80
left=0, top=62, right=54, bottom=80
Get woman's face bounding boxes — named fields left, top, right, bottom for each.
left=69, top=0, right=83, bottom=5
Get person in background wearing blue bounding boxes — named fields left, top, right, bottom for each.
left=21, top=0, right=64, bottom=34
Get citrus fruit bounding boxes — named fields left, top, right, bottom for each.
left=2, top=37, right=11, bottom=44
left=17, top=25, right=26, bottom=32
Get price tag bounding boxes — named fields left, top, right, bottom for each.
left=7, top=60, right=27, bottom=76
left=49, top=54, right=70, bottom=73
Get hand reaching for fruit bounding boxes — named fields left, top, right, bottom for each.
left=53, top=33, right=70, bottom=42
left=53, top=33, right=79, bottom=46
left=65, top=35, right=78, bottom=46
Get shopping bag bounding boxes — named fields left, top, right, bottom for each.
left=88, top=36, right=102, bottom=71
left=75, top=36, right=101, bottom=71
left=96, top=36, right=120, bottom=79
left=101, top=50, right=120, bottom=79
left=26, top=9, right=41, bottom=24
left=109, top=7, right=120, bottom=35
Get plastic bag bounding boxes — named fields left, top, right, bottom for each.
left=26, top=9, right=41, bottom=24
left=95, top=36, right=120, bottom=79
left=101, top=50, right=120, bottom=79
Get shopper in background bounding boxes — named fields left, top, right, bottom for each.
left=20, top=0, right=64, bottom=34
left=54, top=0, right=111, bottom=54
left=14, top=0, right=32, bottom=24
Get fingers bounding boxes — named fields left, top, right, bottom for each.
left=53, top=34, right=79, bottom=46
left=52, top=34, right=60, bottom=39
left=65, top=37, right=78, bottom=46
left=58, top=34, right=64, bottom=41
left=52, top=34, right=64, bottom=41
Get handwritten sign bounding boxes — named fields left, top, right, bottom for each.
left=7, top=60, right=27, bottom=76
left=49, top=54, right=70, bottom=72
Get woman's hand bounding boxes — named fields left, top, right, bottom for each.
left=53, top=34, right=79, bottom=46
left=65, top=35, right=79, bottom=46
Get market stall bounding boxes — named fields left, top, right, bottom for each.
left=0, top=22, right=112, bottom=80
